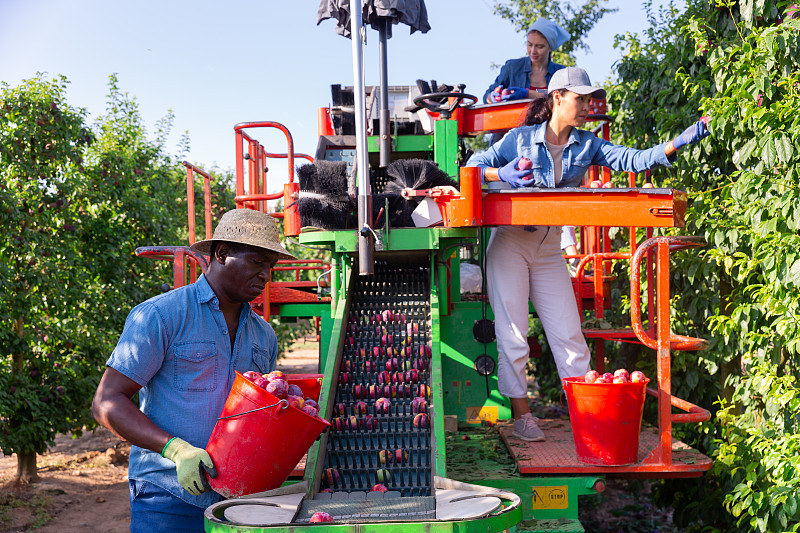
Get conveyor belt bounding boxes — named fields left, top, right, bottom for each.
left=321, top=258, right=433, bottom=497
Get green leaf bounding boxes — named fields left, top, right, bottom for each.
left=789, top=259, right=800, bottom=286
left=775, top=134, right=794, bottom=164
left=788, top=495, right=799, bottom=517
left=762, top=137, right=777, bottom=168
left=734, top=138, right=757, bottom=167
left=764, top=33, right=776, bottom=54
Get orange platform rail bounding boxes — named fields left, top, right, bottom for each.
left=442, top=167, right=687, bottom=229
left=136, top=122, right=326, bottom=315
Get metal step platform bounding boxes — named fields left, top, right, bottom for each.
left=499, top=419, right=712, bottom=477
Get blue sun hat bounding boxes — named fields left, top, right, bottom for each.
left=527, top=18, right=571, bottom=51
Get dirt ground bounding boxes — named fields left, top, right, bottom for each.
left=0, top=342, right=676, bottom=532
left=0, top=343, right=319, bottom=533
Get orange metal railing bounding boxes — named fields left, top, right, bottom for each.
left=233, top=121, right=311, bottom=237
left=438, top=100, right=712, bottom=475
left=630, top=236, right=710, bottom=470
left=136, top=122, right=327, bottom=313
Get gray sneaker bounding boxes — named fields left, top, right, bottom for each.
left=512, top=413, right=546, bottom=442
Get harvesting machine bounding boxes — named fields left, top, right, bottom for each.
left=138, top=45, right=713, bottom=533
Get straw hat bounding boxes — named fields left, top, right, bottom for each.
left=190, top=209, right=296, bottom=260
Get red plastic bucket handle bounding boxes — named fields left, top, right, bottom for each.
left=217, top=399, right=288, bottom=420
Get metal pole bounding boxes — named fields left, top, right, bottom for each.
left=378, top=18, right=390, bottom=168
left=350, top=0, right=374, bottom=275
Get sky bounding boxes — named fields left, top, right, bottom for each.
left=1, top=0, right=680, bottom=189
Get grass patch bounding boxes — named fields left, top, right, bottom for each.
left=0, top=487, right=53, bottom=529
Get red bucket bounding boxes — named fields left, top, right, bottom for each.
left=206, top=371, right=330, bottom=498
left=286, top=373, right=323, bottom=403
left=562, top=376, right=649, bottom=466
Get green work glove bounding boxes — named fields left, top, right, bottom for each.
left=161, top=437, right=217, bottom=495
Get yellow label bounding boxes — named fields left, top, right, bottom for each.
left=465, top=406, right=499, bottom=424
left=531, top=486, right=568, bottom=510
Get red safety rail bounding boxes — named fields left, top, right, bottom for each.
left=136, top=123, right=328, bottom=314
left=184, top=161, right=214, bottom=246
left=232, top=122, right=330, bottom=314
left=134, top=162, right=218, bottom=288
left=454, top=97, right=609, bottom=137
left=134, top=246, right=209, bottom=290
left=233, top=121, right=312, bottom=238
left=629, top=236, right=710, bottom=473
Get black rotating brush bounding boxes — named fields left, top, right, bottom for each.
left=296, top=160, right=355, bottom=230
left=377, top=159, right=457, bottom=228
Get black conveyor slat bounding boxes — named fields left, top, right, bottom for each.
left=321, top=258, right=433, bottom=497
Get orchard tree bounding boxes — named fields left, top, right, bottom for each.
left=606, top=0, right=800, bottom=531
left=0, top=75, right=96, bottom=482
left=0, top=74, right=187, bottom=483
left=492, top=0, right=618, bottom=64
left=689, top=3, right=800, bottom=531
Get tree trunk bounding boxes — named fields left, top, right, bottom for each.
left=16, top=451, right=40, bottom=484
left=12, top=316, right=41, bottom=484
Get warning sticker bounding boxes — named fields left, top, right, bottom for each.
left=531, top=486, right=568, bottom=510
left=465, top=406, right=499, bottom=424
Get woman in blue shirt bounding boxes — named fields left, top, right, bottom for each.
left=467, top=67, right=709, bottom=442
left=483, top=18, right=570, bottom=104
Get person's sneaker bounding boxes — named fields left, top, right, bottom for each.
left=512, top=413, right=546, bottom=442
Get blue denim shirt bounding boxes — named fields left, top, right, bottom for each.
left=483, top=57, right=565, bottom=103
left=466, top=121, right=675, bottom=188
left=107, top=274, right=278, bottom=508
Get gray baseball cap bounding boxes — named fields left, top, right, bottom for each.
left=548, top=67, right=606, bottom=99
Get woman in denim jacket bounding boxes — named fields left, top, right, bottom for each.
left=483, top=18, right=570, bottom=105
left=467, top=67, right=710, bottom=442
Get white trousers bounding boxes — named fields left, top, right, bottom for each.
left=487, top=226, right=591, bottom=398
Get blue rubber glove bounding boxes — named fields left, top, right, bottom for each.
left=490, top=86, right=504, bottom=103
left=497, top=157, right=534, bottom=188
left=501, top=87, right=529, bottom=102
left=673, top=117, right=710, bottom=149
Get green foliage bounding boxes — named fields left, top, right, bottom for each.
left=493, top=0, right=618, bottom=65
left=462, top=134, right=491, bottom=160
left=0, top=74, right=101, bottom=456
left=605, top=0, right=800, bottom=530
left=0, top=74, right=186, bottom=463
left=715, top=360, right=800, bottom=532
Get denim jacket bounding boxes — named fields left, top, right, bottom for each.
left=107, top=274, right=278, bottom=508
left=466, top=121, right=675, bottom=188
left=483, top=57, right=565, bottom=103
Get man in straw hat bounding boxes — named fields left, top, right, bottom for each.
left=92, top=208, right=295, bottom=532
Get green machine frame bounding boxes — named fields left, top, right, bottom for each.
left=217, top=113, right=607, bottom=533
left=288, top=225, right=595, bottom=533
